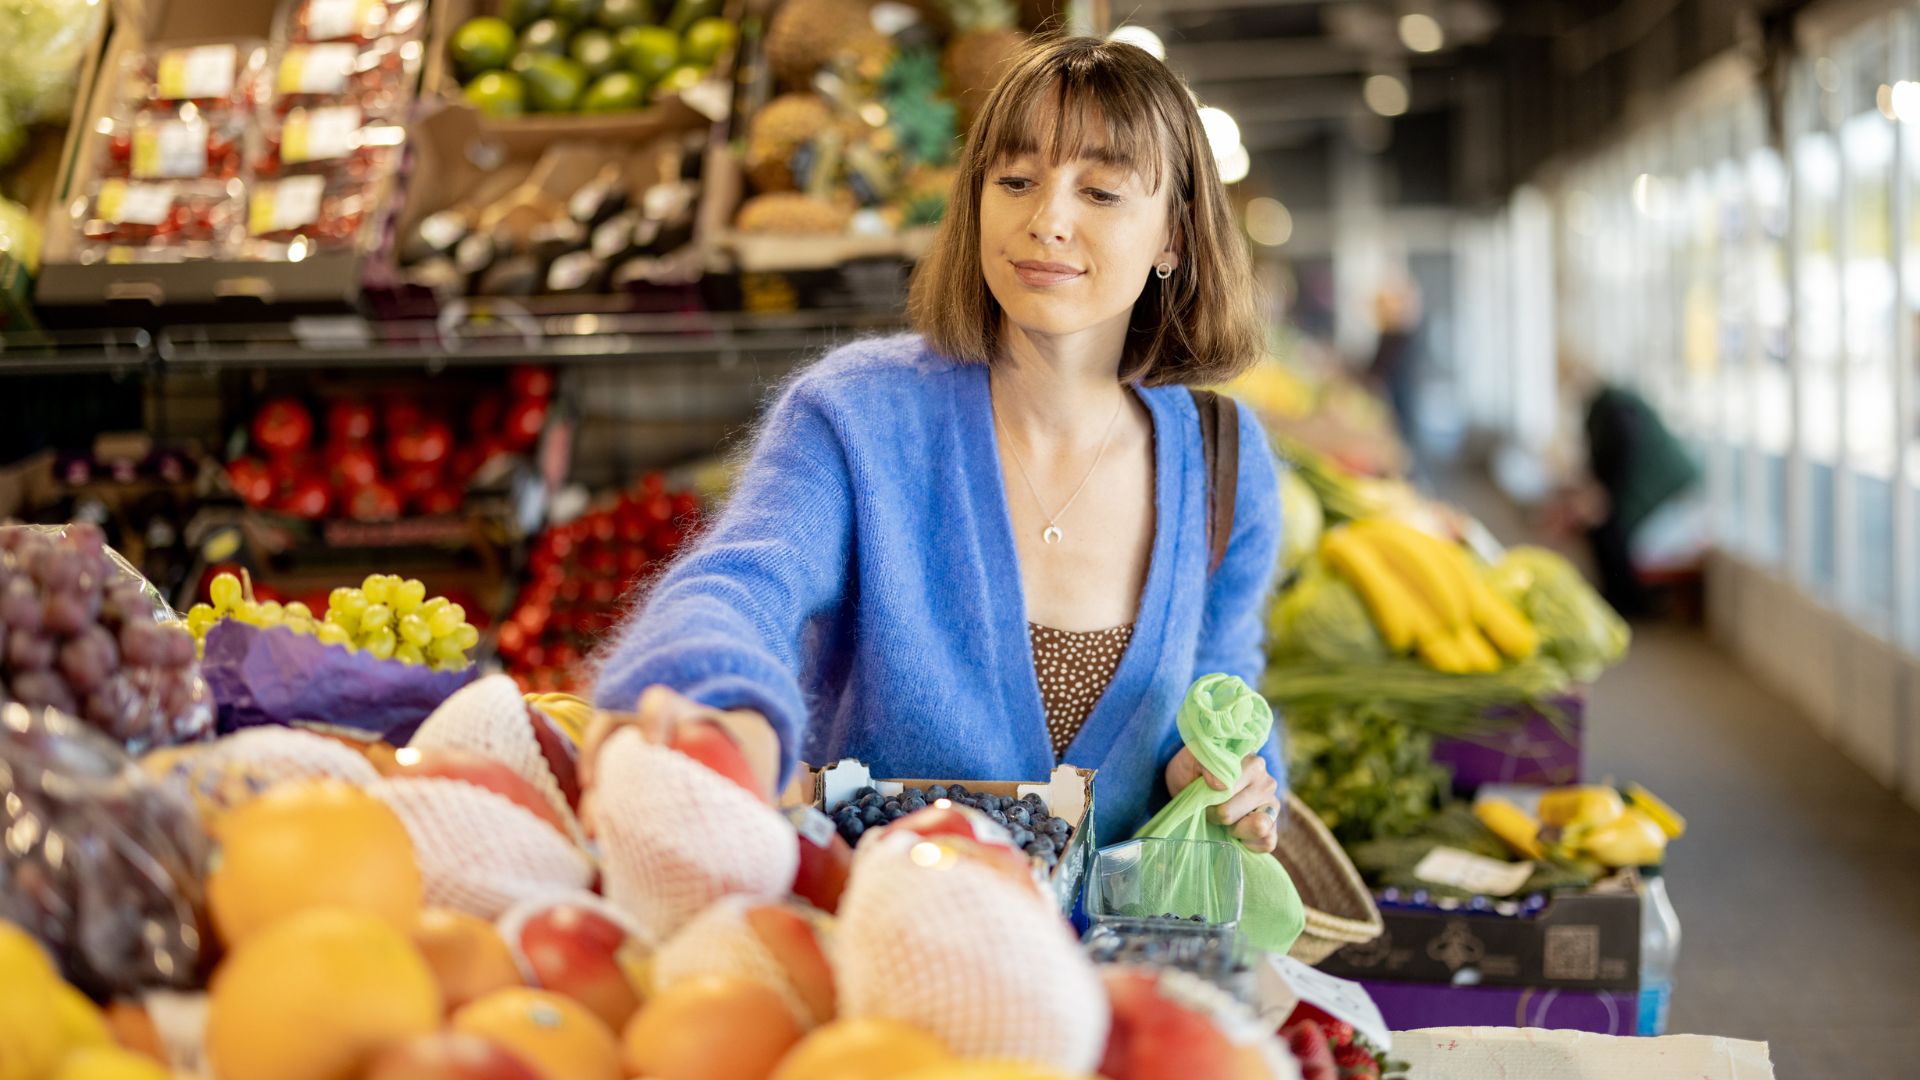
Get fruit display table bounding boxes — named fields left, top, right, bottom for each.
left=1395, top=1027, right=1775, bottom=1079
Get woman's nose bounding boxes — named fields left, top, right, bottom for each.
left=1026, top=188, right=1073, bottom=244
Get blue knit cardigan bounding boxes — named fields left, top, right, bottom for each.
left=593, top=333, right=1284, bottom=843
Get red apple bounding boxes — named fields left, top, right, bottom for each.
left=386, top=746, right=572, bottom=838
left=509, top=365, right=554, bottom=401
left=791, top=828, right=853, bottom=914
left=1099, top=969, right=1244, bottom=1080
left=326, top=399, right=376, bottom=445
left=517, top=904, right=643, bottom=1030
left=528, top=705, right=582, bottom=811
left=227, top=457, right=275, bottom=506
left=669, top=721, right=763, bottom=800
left=279, top=473, right=332, bottom=519
left=326, top=444, right=380, bottom=490
left=502, top=398, right=548, bottom=452
left=362, top=1033, right=542, bottom=1080
left=252, top=397, right=314, bottom=457
left=346, top=480, right=402, bottom=521
left=742, top=904, right=836, bottom=1024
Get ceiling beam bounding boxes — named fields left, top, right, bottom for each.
left=1163, top=38, right=1375, bottom=80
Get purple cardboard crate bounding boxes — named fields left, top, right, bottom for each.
left=1364, top=979, right=1640, bottom=1035
left=1431, top=693, right=1584, bottom=792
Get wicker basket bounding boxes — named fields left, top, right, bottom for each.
left=1272, top=793, right=1384, bottom=964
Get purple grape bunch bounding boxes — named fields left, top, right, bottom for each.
left=0, top=523, right=210, bottom=751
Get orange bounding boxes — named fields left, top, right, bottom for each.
left=205, top=907, right=441, bottom=1080
left=206, top=781, right=422, bottom=946
left=772, top=1017, right=951, bottom=1080
left=622, top=976, right=803, bottom=1080
left=103, top=1002, right=164, bottom=1063
left=451, top=989, right=621, bottom=1080
left=414, top=908, right=525, bottom=1013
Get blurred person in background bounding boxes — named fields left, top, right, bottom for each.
left=1365, top=278, right=1424, bottom=447
left=1547, top=355, right=1700, bottom=616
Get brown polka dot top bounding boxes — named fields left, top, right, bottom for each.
left=1028, top=622, right=1136, bottom=757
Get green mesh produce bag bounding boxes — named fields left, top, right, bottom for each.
left=1133, top=673, right=1306, bottom=954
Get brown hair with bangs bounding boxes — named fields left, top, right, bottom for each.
left=907, top=35, right=1264, bottom=386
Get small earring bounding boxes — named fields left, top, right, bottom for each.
left=1155, top=262, right=1173, bottom=280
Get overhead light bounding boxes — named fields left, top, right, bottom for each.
left=1893, top=81, right=1920, bottom=124
left=1108, top=24, right=1166, bottom=60
left=1632, top=173, right=1667, bottom=217
left=1217, top=143, right=1250, bottom=185
left=1245, top=197, right=1292, bottom=246
left=1363, top=74, right=1409, bottom=117
left=1197, top=106, right=1241, bottom=154
left=1878, top=84, right=1897, bottom=120
left=1398, top=13, right=1444, bottom=53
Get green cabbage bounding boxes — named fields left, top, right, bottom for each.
left=1486, top=546, right=1630, bottom=682
left=0, top=0, right=104, bottom=138
left=1277, top=466, right=1323, bottom=574
left=1267, top=557, right=1387, bottom=666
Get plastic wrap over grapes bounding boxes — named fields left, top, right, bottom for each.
left=0, top=523, right=213, bottom=753
left=0, top=703, right=213, bottom=999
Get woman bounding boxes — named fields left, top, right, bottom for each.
left=588, top=36, right=1286, bottom=850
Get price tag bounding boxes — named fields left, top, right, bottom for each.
left=282, top=105, right=361, bottom=163
left=1256, top=955, right=1393, bottom=1053
left=156, top=45, right=238, bottom=100
left=303, top=0, right=377, bottom=41
left=98, top=181, right=176, bottom=226
left=277, top=43, right=357, bottom=96
left=786, top=805, right=837, bottom=847
left=1413, top=845, right=1535, bottom=897
left=250, top=175, right=326, bottom=235
left=132, top=119, right=208, bottom=180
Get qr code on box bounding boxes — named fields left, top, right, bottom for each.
left=1543, top=925, right=1601, bottom=981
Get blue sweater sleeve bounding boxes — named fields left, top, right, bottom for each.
left=591, top=379, right=852, bottom=785
left=1193, top=400, right=1287, bottom=787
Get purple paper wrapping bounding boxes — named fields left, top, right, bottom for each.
left=201, top=620, right=478, bottom=744
left=1430, top=693, right=1585, bottom=793
left=1363, top=980, right=1640, bottom=1035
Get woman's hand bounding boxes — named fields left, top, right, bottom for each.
left=1165, top=747, right=1284, bottom=854
left=579, top=685, right=782, bottom=809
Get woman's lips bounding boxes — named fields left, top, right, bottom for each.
left=1011, top=260, right=1084, bottom=287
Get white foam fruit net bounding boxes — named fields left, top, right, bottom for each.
left=148, top=726, right=381, bottom=814
left=591, top=729, right=798, bottom=944
left=408, top=674, right=582, bottom=842
left=833, top=828, right=1110, bottom=1072
left=497, top=889, right=652, bottom=986
left=369, top=776, right=594, bottom=919
left=649, top=894, right=826, bottom=1028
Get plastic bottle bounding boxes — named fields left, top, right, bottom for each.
left=1636, top=866, right=1681, bottom=1036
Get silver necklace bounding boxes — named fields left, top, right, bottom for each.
left=995, top=390, right=1126, bottom=545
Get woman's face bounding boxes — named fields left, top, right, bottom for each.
left=979, top=142, right=1177, bottom=347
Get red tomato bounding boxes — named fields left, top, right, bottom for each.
left=326, top=399, right=376, bottom=444
left=280, top=473, right=332, bottom=519
left=389, top=419, right=453, bottom=470
left=227, top=457, right=275, bottom=506
left=414, top=485, right=463, bottom=516
left=326, top=444, right=380, bottom=491
left=509, top=365, right=555, bottom=401
left=502, top=398, right=548, bottom=452
left=346, top=480, right=402, bottom=521
left=252, top=398, right=314, bottom=458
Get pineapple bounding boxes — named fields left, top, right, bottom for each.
left=942, top=0, right=1025, bottom=131
left=746, top=94, right=834, bottom=193
left=765, top=0, right=880, bottom=90
left=735, top=192, right=853, bottom=234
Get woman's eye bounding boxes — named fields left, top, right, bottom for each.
left=994, top=177, right=1032, bottom=193
left=1085, top=188, right=1121, bottom=205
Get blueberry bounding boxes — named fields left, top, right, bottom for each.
left=886, top=805, right=907, bottom=821
left=1030, top=836, right=1056, bottom=856
left=1010, top=828, right=1034, bottom=847
left=926, top=784, right=948, bottom=800
left=859, top=793, right=881, bottom=809
left=904, top=797, right=927, bottom=813
left=842, top=818, right=865, bottom=838
left=1048, top=818, right=1071, bottom=837
left=853, top=786, right=878, bottom=801
left=1022, top=793, right=1046, bottom=809
left=1005, top=805, right=1031, bottom=827
left=861, top=806, right=884, bottom=826
left=882, top=798, right=900, bottom=814
left=947, top=784, right=969, bottom=798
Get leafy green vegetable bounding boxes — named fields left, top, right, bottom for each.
left=1286, top=702, right=1452, bottom=846
left=1346, top=806, right=1604, bottom=897
left=1485, top=546, right=1630, bottom=682
left=1267, top=557, right=1387, bottom=666
left=1264, top=656, right=1575, bottom=738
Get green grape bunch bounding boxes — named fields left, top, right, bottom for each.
left=186, top=573, right=481, bottom=671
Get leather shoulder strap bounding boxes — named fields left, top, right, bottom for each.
left=1189, top=388, right=1240, bottom=574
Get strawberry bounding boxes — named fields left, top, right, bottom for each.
left=1290, top=1003, right=1356, bottom=1049
left=1282, top=1020, right=1339, bottom=1080
left=1333, top=1042, right=1380, bottom=1079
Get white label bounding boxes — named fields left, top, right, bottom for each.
left=1413, top=845, right=1536, bottom=897
left=134, top=119, right=209, bottom=180
left=1257, top=955, right=1393, bottom=1052
left=281, top=44, right=357, bottom=95
left=304, top=0, right=368, bottom=40
left=160, top=45, right=238, bottom=99
left=102, top=181, right=176, bottom=226
left=285, top=105, right=361, bottom=162
left=143, top=990, right=211, bottom=1077
left=254, top=175, right=326, bottom=234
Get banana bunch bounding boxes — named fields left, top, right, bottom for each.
left=1475, top=783, right=1687, bottom=869
left=1318, top=519, right=1540, bottom=675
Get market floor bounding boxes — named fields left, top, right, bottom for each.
left=1433, top=463, right=1920, bottom=1077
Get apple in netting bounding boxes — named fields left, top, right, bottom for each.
left=1098, top=968, right=1281, bottom=1080
left=384, top=747, right=571, bottom=839
left=649, top=897, right=836, bottom=1028
left=669, top=721, right=763, bottom=800
left=513, top=903, right=648, bottom=1031
left=791, top=827, right=853, bottom=914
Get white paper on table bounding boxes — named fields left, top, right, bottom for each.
left=1413, top=845, right=1535, bottom=896
left=1396, top=1027, right=1775, bottom=1079
left=144, top=990, right=212, bottom=1079
left=1255, top=954, right=1392, bottom=1052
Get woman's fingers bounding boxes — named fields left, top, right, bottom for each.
left=1230, top=804, right=1280, bottom=853
left=1211, top=769, right=1279, bottom=826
